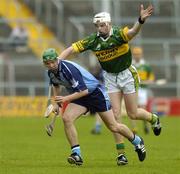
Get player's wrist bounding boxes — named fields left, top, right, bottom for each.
left=138, top=16, right=145, bottom=24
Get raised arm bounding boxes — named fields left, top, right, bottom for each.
left=127, top=4, right=153, bottom=39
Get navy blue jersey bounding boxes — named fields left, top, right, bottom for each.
left=48, top=60, right=99, bottom=94
left=48, top=60, right=111, bottom=112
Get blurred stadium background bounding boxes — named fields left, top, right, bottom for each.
left=0, top=1, right=180, bottom=174
left=0, top=0, right=180, bottom=116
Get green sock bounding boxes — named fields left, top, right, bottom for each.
left=116, top=143, right=125, bottom=155
left=150, top=114, right=157, bottom=124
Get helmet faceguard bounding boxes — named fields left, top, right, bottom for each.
left=42, top=48, right=58, bottom=62
left=93, top=12, right=111, bottom=24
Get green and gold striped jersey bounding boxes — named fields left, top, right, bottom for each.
left=72, top=26, right=132, bottom=73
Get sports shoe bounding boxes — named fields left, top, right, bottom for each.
left=45, top=124, right=53, bottom=136
left=135, top=137, right=146, bottom=162
left=67, top=153, right=83, bottom=165
left=116, top=154, right=128, bottom=165
left=152, top=114, right=162, bottom=136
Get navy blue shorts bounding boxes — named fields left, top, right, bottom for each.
left=71, top=87, right=111, bottom=113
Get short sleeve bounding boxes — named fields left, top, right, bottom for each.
left=72, top=35, right=95, bottom=53
left=120, top=26, right=130, bottom=42
left=61, top=62, right=87, bottom=92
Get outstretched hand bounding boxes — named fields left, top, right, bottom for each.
left=140, top=4, right=153, bottom=21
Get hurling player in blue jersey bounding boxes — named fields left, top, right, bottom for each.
left=42, top=48, right=146, bottom=166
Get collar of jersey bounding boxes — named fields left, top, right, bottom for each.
left=58, top=59, right=62, bottom=71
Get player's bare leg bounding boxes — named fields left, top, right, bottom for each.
left=99, top=110, right=146, bottom=162
left=124, top=92, right=161, bottom=135
left=62, top=103, right=87, bottom=165
left=91, top=114, right=102, bottom=134
left=140, top=105, right=150, bottom=134
left=130, top=119, right=138, bottom=134
left=109, top=92, right=128, bottom=165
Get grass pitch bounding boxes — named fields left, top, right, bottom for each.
left=0, top=116, right=180, bottom=174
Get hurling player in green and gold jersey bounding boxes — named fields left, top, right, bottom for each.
left=132, top=46, right=155, bottom=134
left=59, top=4, right=162, bottom=166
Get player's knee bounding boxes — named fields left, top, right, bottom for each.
left=62, top=114, right=73, bottom=124
left=112, top=108, right=121, bottom=121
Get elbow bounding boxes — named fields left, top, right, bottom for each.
left=83, top=89, right=89, bottom=96
left=81, top=89, right=88, bottom=97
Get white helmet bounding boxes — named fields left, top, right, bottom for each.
left=93, top=12, right=111, bottom=24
